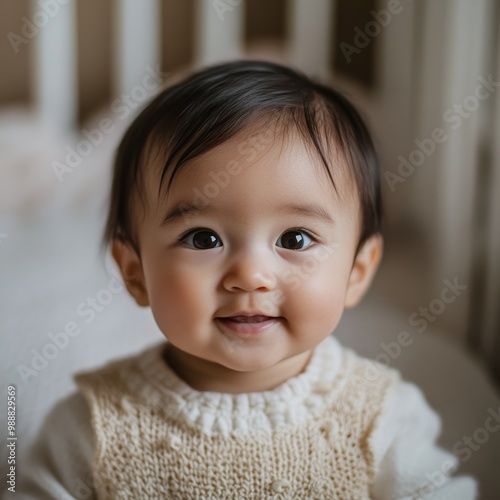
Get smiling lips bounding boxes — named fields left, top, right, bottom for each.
left=225, top=315, right=272, bottom=323
left=217, top=314, right=281, bottom=335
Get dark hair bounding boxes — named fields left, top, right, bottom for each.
left=102, top=60, right=382, bottom=257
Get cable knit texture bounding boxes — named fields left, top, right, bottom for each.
left=74, top=335, right=399, bottom=499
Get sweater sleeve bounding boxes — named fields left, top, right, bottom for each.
left=369, top=379, right=478, bottom=500
left=17, top=392, right=96, bottom=500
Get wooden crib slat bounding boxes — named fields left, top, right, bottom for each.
left=288, top=0, right=334, bottom=80
left=480, top=0, right=500, bottom=375
left=33, top=0, right=77, bottom=130
left=113, top=0, right=161, bottom=98
left=195, top=0, right=245, bottom=66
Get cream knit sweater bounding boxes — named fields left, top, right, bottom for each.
left=19, top=335, right=478, bottom=499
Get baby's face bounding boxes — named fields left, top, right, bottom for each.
left=127, top=124, right=373, bottom=377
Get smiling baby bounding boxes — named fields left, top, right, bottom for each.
left=20, top=60, right=477, bottom=499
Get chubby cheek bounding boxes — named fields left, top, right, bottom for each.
left=284, top=263, right=350, bottom=337
left=146, top=261, right=214, bottom=342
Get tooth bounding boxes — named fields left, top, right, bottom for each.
left=232, top=315, right=268, bottom=323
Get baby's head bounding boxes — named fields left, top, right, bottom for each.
left=103, top=60, right=383, bottom=389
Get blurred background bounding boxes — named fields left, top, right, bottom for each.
left=1, top=0, right=499, bottom=497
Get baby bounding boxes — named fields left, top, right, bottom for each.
left=21, top=60, right=477, bottom=499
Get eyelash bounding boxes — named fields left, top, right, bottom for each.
left=177, top=227, right=209, bottom=243
left=176, top=227, right=319, bottom=248
left=289, top=228, right=318, bottom=243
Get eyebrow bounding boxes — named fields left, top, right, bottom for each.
left=161, top=201, right=335, bottom=227
left=273, top=203, right=335, bottom=225
left=161, top=202, right=209, bottom=227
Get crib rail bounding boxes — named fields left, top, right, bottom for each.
left=113, top=0, right=161, bottom=98
left=33, top=0, right=77, bottom=130
left=29, top=0, right=337, bottom=130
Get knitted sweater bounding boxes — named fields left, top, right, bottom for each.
left=19, top=335, right=478, bottom=499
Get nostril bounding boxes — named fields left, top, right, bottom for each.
left=222, top=276, right=276, bottom=293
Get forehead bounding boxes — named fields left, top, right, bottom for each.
left=140, top=121, right=360, bottom=225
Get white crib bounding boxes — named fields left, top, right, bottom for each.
left=30, top=0, right=335, bottom=131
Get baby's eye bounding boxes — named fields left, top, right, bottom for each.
left=180, top=229, right=222, bottom=249
left=276, top=229, right=315, bottom=251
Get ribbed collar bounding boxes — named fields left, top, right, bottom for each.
left=125, top=335, right=345, bottom=437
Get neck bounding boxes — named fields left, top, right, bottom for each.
left=163, top=344, right=314, bottom=394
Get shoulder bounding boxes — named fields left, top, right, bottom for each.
left=368, top=378, right=442, bottom=464
left=368, top=379, right=478, bottom=499
left=18, top=391, right=96, bottom=499
left=320, top=338, right=403, bottom=448
left=340, top=354, right=447, bottom=469
left=33, top=390, right=94, bottom=463
left=73, top=343, right=168, bottom=411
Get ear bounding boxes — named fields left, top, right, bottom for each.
left=344, top=234, right=383, bottom=308
left=111, top=239, right=150, bottom=307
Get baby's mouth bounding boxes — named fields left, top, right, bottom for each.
left=224, top=315, right=272, bottom=323
left=216, top=315, right=281, bottom=335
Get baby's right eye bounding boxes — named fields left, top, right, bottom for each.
left=179, top=229, right=222, bottom=249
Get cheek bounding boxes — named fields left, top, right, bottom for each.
left=285, top=257, right=350, bottom=329
left=292, top=274, right=345, bottom=316
left=146, top=262, right=213, bottom=329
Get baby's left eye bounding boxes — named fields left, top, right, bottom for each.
left=276, top=229, right=315, bottom=251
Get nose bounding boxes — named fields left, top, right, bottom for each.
left=222, top=250, right=277, bottom=293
